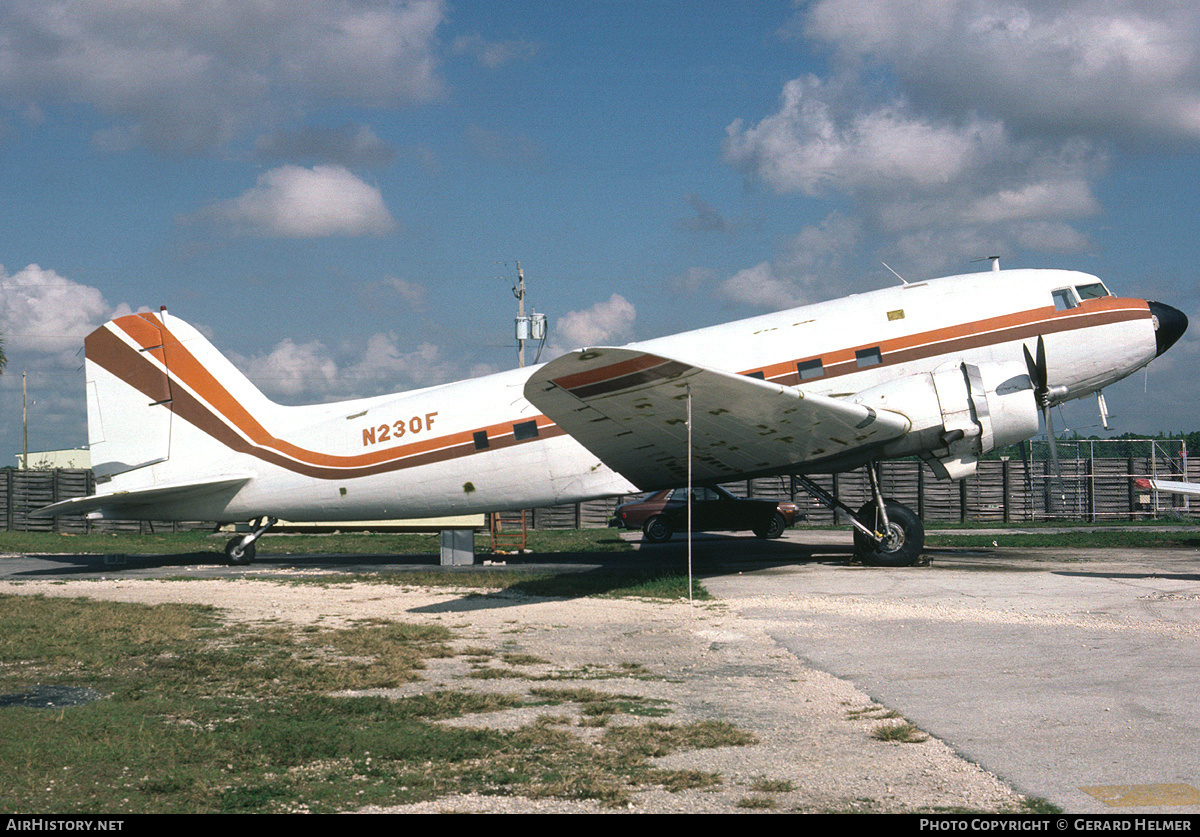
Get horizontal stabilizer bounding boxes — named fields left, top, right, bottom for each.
left=31, top=475, right=253, bottom=520
left=525, top=348, right=910, bottom=489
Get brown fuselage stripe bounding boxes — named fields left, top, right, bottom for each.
left=90, top=321, right=564, bottom=479
left=87, top=297, right=1150, bottom=480
left=752, top=298, right=1149, bottom=386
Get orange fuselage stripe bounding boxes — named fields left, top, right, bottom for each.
left=90, top=297, right=1150, bottom=479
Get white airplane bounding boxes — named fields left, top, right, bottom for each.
left=34, top=266, right=1187, bottom=567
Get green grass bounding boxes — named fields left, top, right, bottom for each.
left=0, top=593, right=748, bottom=813
left=9, top=523, right=1200, bottom=559
left=0, top=528, right=634, bottom=558
left=925, top=529, right=1200, bottom=548
left=0, top=529, right=708, bottom=603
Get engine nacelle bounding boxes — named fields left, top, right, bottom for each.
left=851, top=361, right=1040, bottom=480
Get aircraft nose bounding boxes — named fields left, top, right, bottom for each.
left=1148, top=301, right=1188, bottom=357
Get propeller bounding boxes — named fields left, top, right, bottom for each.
left=1023, top=335, right=1065, bottom=515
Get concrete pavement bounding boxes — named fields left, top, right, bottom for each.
left=688, top=530, right=1200, bottom=813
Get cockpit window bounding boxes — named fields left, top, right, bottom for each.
left=1052, top=288, right=1077, bottom=311
left=1075, top=282, right=1110, bottom=300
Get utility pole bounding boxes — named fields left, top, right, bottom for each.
left=22, top=370, right=28, bottom=470
left=512, top=262, right=546, bottom=369
left=514, top=262, right=527, bottom=368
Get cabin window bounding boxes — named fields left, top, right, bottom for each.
left=513, top=420, right=539, bottom=441
left=473, top=430, right=489, bottom=450
left=1052, top=288, right=1077, bottom=310
left=1075, top=282, right=1110, bottom=300
left=855, top=347, right=882, bottom=368
left=743, top=370, right=765, bottom=380
left=797, top=358, right=824, bottom=380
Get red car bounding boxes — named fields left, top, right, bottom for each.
left=610, top=485, right=801, bottom=543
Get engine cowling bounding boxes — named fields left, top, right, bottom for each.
left=851, top=360, right=1040, bottom=480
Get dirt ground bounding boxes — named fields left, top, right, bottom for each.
left=1, top=575, right=1030, bottom=813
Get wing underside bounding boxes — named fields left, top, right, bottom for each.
left=524, top=348, right=910, bottom=489
left=1144, top=478, right=1200, bottom=497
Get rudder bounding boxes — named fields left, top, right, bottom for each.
left=83, top=309, right=276, bottom=480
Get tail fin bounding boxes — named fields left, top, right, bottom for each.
left=84, top=309, right=278, bottom=480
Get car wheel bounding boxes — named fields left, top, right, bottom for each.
left=754, top=512, right=787, bottom=539
left=642, top=515, right=674, bottom=543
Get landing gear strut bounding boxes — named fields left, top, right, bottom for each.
left=225, top=516, right=277, bottom=566
left=794, top=464, right=925, bottom=567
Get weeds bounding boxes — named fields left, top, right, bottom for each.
left=0, top=593, right=752, bottom=813
left=846, top=704, right=901, bottom=721
left=737, top=795, right=778, bottom=809
left=871, top=721, right=930, bottom=743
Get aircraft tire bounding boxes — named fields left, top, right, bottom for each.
left=225, top=536, right=256, bottom=566
left=642, top=515, right=674, bottom=544
left=852, top=500, right=924, bottom=567
left=754, top=512, right=787, bottom=539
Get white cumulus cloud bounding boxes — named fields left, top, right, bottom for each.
left=800, top=0, right=1200, bottom=146
left=0, top=264, right=122, bottom=358
left=724, top=76, right=992, bottom=196
left=552, top=294, right=637, bottom=351
left=234, top=337, right=341, bottom=399
left=0, top=264, right=132, bottom=451
left=193, top=165, right=396, bottom=238
left=0, top=0, right=447, bottom=153
left=233, top=331, right=477, bottom=401
left=723, top=2, right=1138, bottom=278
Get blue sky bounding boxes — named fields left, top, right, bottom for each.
left=3, top=0, right=1200, bottom=462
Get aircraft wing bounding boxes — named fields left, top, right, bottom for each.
left=524, top=348, right=911, bottom=489
left=31, top=475, right=253, bottom=519
left=1135, top=478, right=1200, bottom=497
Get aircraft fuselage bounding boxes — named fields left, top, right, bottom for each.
left=74, top=268, right=1183, bottom=524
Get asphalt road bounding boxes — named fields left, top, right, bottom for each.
left=4, top=529, right=1200, bottom=814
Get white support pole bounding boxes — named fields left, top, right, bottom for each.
left=686, top=383, right=693, bottom=606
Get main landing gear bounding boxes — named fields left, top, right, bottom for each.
left=794, top=464, right=925, bottom=567
left=224, top=516, right=278, bottom=566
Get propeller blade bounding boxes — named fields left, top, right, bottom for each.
left=1023, top=343, right=1039, bottom=391
left=1027, top=336, right=1063, bottom=514
left=1036, top=334, right=1048, bottom=394
left=1023, top=336, right=1050, bottom=400
left=1044, top=402, right=1064, bottom=515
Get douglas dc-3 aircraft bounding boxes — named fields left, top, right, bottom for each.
left=35, top=266, right=1187, bottom=567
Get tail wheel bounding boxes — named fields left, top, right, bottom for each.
left=225, top=536, right=256, bottom=566
left=642, top=515, right=674, bottom=543
left=853, top=500, right=924, bottom=567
